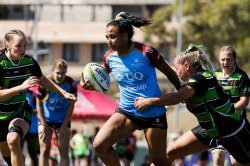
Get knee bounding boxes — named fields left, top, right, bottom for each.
left=39, top=143, right=51, bottom=155
left=58, top=144, right=69, bottom=156
left=212, top=150, right=225, bottom=166
left=7, top=132, right=20, bottom=150
left=213, top=157, right=225, bottom=166
left=229, top=156, right=237, bottom=166
left=93, top=137, right=108, bottom=155
left=166, top=146, right=176, bottom=163
left=150, top=157, right=166, bottom=166
left=93, top=139, right=102, bottom=154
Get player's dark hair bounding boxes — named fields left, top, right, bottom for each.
left=106, top=12, right=151, bottom=42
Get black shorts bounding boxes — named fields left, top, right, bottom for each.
left=40, top=122, right=71, bottom=130
left=124, top=152, right=135, bottom=161
left=192, top=119, right=250, bottom=164
left=0, top=103, right=32, bottom=142
left=115, top=108, right=167, bottom=129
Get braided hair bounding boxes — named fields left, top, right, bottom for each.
left=106, top=12, right=151, bottom=42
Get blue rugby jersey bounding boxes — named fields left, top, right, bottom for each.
left=41, top=75, right=77, bottom=123
left=104, top=42, right=167, bottom=118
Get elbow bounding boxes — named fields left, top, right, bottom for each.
left=174, top=93, right=183, bottom=105
left=173, top=99, right=181, bottom=105
left=0, top=95, right=7, bottom=102
left=69, top=99, right=76, bottom=104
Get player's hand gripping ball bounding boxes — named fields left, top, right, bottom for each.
left=83, top=63, right=110, bottom=93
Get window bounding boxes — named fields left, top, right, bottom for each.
left=63, top=43, right=79, bottom=62
left=0, top=5, right=34, bottom=20
left=92, top=44, right=109, bottom=62
left=26, top=41, right=51, bottom=65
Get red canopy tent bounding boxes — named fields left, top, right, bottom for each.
left=72, top=85, right=118, bottom=121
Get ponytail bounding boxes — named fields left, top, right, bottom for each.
left=177, top=44, right=215, bottom=72
left=0, top=39, right=5, bottom=55
left=107, top=12, right=151, bottom=41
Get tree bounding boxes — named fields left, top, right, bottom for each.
left=146, top=0, right=250, bottom=71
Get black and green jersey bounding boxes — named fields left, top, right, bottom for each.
left=187, top=69, right=242, bottom=138
left=215, top=65, right=250, bottom=118
left=0, top=54, right=42, bottom=120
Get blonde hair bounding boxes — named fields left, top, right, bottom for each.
left=53, top=59, right=68, bottom=70
left=220, top=45, right=237, bottom=60
left=175, top=49, right=215, bottom=72
left=0, top=29, right=27, bottom=53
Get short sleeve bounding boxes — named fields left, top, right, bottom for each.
left=0, top=66, right=3, bottom=87
left=144, top=46, right=164, bottom=69
left=239, top=72, right=250, bottom=97
left=31, top=58, right=43, bottom=78
left=187, top=73, right=208, bottom=96
left=70, top=80, right=78, bottom=96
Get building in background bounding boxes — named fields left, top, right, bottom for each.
left=0, top=0, right=174, bottom=80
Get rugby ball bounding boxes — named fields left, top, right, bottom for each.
left=83, top=63, right=110, bottom=92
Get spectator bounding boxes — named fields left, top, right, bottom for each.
left=123, top=134, right=137, bottom=166
left=70, top=129, right=89, bottom=166
left=0, top=29, right=76, bottom=166
left=36, top=59, right=77, bottom=166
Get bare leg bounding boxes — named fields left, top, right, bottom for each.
left=56, top=127, right=70, bottom=166
left=7, top=118, right=29, bottom=166
left=0, top=142, right=11, bottom=165
left=26, top=135, right=39, bottom=166
left=93, top=113, right=137, bottom=166
left=144, top=128, right=171, bottom=166
left=38, top=125, right=53, bottom=166
left=167, top=130, right=209, bottom=164
left=211, top=149, right=226, bottom=166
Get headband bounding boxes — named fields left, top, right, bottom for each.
left=186, top=43, right=203, bottom=52
left=115, top=12, right=127, bottom=24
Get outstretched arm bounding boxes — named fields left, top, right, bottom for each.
left=39, top=75, right=76, bottom=101
left=234, top=96, right=249, bottom=111
left=134, top=85, right=195, bottom=111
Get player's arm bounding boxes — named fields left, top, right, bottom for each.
left=135, top=85, right=195, bottom=111
left=234, top=96, right=249, bottom=111
left=234, top=74, right=250, bottom=111
left=36, top=96, right=47, bottom=126
left=61, top=82, right=77, bottom=129
left=39, top=75, right=76, bottom=101
left=62, top=100, right=75, bottom=127
left=0, top=76, right=39, bottom=101
left=145, top=46, right=181, bottom=90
